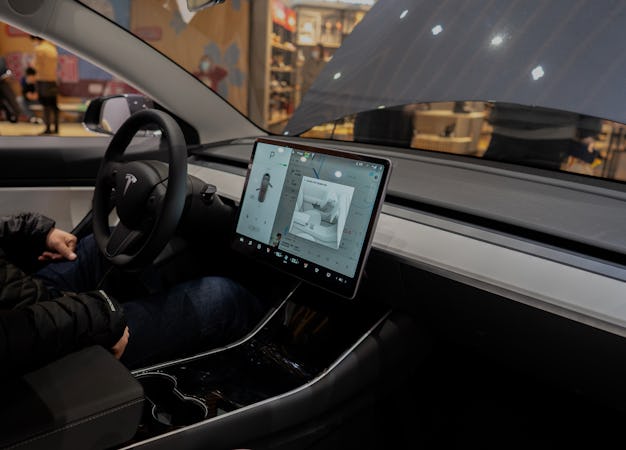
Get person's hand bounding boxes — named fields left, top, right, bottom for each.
left=111, top=326, right=130, bottom=360
left=39, top=227, right=78, bottom=261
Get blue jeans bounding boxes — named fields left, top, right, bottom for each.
left=34, top=235, right=265, bottom=369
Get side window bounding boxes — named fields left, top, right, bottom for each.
left=0, top=23, right=141, bottom=137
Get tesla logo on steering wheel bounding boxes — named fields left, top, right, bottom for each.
left=123, top=173, right=138, bottom=196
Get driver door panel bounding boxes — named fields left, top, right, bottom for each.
left=0, top=135, right=167, bottom=231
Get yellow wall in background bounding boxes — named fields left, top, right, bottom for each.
left=0, top=1, right=251, bottom=115
left=130, top=0, right=250, bottom=114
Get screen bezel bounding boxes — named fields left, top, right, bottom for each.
left=232, top=138, right=392, bottom=299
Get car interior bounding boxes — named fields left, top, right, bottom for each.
left=1, top=0, right=626, bottom=449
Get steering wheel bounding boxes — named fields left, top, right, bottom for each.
left=92, top=109, right=187, bottom=269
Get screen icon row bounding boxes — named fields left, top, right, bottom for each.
left=238, top=235, right=348, bottom=285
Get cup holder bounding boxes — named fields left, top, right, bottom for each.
left=136, top=372, right=208, bottom=428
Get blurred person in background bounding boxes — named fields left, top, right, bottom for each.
left=18, top=67, right=43, bottom=124
left=0, top=56, right=21, bottom=123
left=30, top=35, right=59, bottom=134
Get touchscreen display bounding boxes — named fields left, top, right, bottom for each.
left=232, top=138, right=391, bottom=298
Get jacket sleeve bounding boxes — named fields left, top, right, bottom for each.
left=0, top=290, right=126, bottom=377
left=0, top=212, right=55, bottom=266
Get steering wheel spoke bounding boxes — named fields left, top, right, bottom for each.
left=101, top=161, right=122, bottom=186
left=106, top=223, right=145, bottom=257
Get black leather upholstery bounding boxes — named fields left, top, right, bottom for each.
left=0, top=346, right=143, bottom=450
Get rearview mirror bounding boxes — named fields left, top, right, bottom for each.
left=83, top=94, right=157, bottom=136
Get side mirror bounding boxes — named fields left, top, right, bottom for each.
left=83, top=94, right=158, bottom=136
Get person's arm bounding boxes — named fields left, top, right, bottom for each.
left=0, top=212, right=55, bottom=257
left=0, top=290, right=127, bottom=377
left=25, top=90, right=38, bottom=101
left=0, top=213, right=78, bottom=271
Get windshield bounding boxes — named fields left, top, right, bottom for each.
left=73, top=0, right=626, bottom=182
left=80, top=0, right=626, bottom=180
left=80, top=0, right=374, bottom=132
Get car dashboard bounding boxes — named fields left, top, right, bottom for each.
left=4, top=134, right=626, bottom=449
left=191, top=138, right=626, bottom=338
left=109, top=135, right=626, bottom=448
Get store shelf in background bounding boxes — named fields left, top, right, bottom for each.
left=412, top=134, right=474, bottom=154
left=415, top=110, right=485, bottom=119
left=293, top=3, right=368, bottom=50
left=300, top=123, right=354, bottom=141
left=414, top=110, right=485, bottom=135
left=297, top=41, right=341, bottom=49
left=414, top=109, right=485, bottom=154
left=268, top=114, right=290, bottom=126
left=271, top=87, right=294, bottom=94
left=270, top=66, right=293, bottom=72
left=272, top=42, right=296, bottom=52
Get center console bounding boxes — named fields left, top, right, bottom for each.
left=125, top=271, right=416, bottom=449
left=120, top=139, right=417, bottom=448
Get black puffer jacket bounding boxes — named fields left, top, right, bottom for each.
left=0, top=212, right=126, bottom=377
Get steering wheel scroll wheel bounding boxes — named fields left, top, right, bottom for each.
left=93, top=109, right=187, bottom=269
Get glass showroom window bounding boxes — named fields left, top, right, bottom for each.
left=301, top=102, right=626, bottom=183
left=0, top=22, right=142, bottom=137
left=78, top=0, right=375, bottom=135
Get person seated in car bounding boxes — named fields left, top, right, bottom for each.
left=0, top=212, right=265, bottom=377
